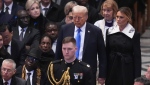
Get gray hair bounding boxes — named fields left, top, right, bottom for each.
left=2, top=59, right=16, bottom=69
left=72, top=5, right=88, bottom=16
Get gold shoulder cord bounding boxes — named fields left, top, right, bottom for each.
left=47, top=63, right=70, bottom=85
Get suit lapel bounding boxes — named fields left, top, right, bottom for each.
left=83, top=23, right=91, bottom=56
left=32, top=70, right=37, bottom=85
left=68, top=23, right=75, bottom=37
left=11, top=3, right=17, bottom=16
left=11, top=39, right=18, bottom=58
left=23, top=27, right=30, bottom=42
left=10, top=76, right=16, bottom=85
left=13, top=27, right=19, bottom=39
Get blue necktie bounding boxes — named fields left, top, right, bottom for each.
left=76, top=28, right=81, bottom=59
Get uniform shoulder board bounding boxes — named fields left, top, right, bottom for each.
left=78, top=60, right=90, bottom=68
left=51, top=59, right=63, bottom=64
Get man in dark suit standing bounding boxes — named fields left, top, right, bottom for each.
left=12, top=10, right=40, bottom=50
left=0, top=59, right=26, bottom=85
left=56, top=5, right=106, bottom=85
left=0, top=23, right=26, bottom=67
left=40, top=0, right=65, bottom=22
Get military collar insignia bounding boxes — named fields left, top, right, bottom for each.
left=108, top=23, right=135, bottom=38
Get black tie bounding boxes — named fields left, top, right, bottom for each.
left=4, top=45, right=9, bottom=51
left=27, top=73, right=31, bottom=85
left=5, top=7, right=9, bottom=14
left=4, top=82, right=8, bottom=85
left=43, top=8, right=48, bottom=16
left=19, top=28, right=24, bottom=41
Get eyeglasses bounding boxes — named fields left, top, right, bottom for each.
left=1, top=68, right=14, bottom=73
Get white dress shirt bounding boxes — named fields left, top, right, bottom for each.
left=4, top=2, right=13, bottom=14
left=74, top=23, right=86, bottom=61
left=52, top=39, right=57, bottom=53
left=40, top=3, right=50, bottom=16
left=3, top=78, right=12, bottom=85
left=7, top=41, right=11, bottom=54
left=25, top=68, right=34, bottom=85
left=18, top=26, right=27, bottom=38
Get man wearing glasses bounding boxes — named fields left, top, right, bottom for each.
left=0, top=59, right=26, bottom=85
left=15, top=48, right=47, bottom=85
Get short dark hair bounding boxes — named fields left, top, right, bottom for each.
left=45, top=22, right=58, bottom=29
left=134, top=77, right=150, bottom=85
left=62, top=37, right=76, bottom=45
left=39, top=34, right=52, bottom=44
left=0, top=23, right=12, bottom=33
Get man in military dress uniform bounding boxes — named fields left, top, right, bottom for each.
left=47, top=37, right=94, bottom=85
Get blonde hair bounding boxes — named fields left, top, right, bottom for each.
left=118, top=7, right=132, bottom=24
left=64, top=1, right=77, bottom=15
left=100, top=0, right=118, bottom=18
left=25, top=0, right=40, bottom=11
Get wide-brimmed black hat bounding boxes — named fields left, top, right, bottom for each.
left=26, top=47, right=42, bottom=60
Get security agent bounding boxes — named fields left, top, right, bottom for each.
left=47, top=37, right=94, bottom=85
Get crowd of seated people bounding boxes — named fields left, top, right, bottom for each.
left=0, top=0, right=146, bottom=85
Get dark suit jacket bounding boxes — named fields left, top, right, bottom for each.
left=0, top=12, right=14, bottom=24
left=45, top=1, right=65, bottom=22
left=12, top=26, right=40, bottom=48
left=56, top=22, right=107, bottom=78
left=0, top=76, right=26, bottom=85
left=16, top=66, right=47, bottom=85
left=8, top=39, right=26, bottom=67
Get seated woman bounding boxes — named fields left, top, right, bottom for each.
left=38, top=34, right=55, bottom=72
left=25, top=0, right=48, bottom=36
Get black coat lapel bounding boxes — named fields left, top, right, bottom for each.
left=10, top=76, right=16, bottom=85
left=13, top=27, right=19, bottom=39
left=32, top=71, right=37, bottom=85
left=83, top=23, right=91, bottom=56
left=23, top=27, right=30, bottom=42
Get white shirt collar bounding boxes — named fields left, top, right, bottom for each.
left=18, top=26, right=28, bottom=32
left=40, top=3, right=50, bottom=10
left=8, top=41, right=11, bottom=46
left=108, top=23, right=135, bottom=38
left=75, top=22, right=86, bottom=32
left=3, top=78, right=11, bottom=85
left=4, top=2, right=13, bottom=12
left=25, top=67, right=34, bottom=77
